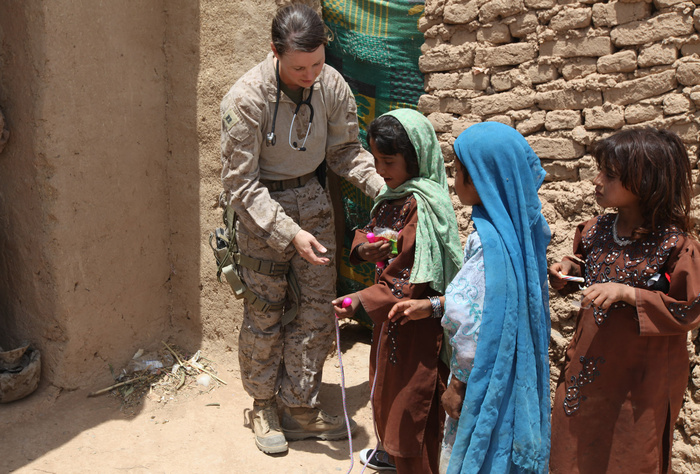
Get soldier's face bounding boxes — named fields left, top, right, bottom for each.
left=272, top=45, right=325, bottom=91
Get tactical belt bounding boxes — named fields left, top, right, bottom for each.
left=260, top=171, right=315, bottom=192
left=210, top=206, right=300, bottom=325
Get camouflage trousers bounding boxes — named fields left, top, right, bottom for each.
left=235, top=177, right=337, bottom=408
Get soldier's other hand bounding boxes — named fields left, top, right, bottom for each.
left=293, top=229, right=330, bottom=265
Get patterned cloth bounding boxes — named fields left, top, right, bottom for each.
left=323, top=0, right=426, bottom=134
left=444, top=232, right=484, bottom=385
left=322, top=0, right=426, bottom=323
left=236, top=177, right=337, bottom=407
left=550, top=215, right=700, bottom=474
left=442, top=231, right=485, bottom=465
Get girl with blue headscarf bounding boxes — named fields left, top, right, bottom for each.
left=390, top=122, right=552, bottom=473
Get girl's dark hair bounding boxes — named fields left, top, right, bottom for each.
left=592, top=127, right=693, bottom=234
left=367, top=115, right=420, bottom=178
left=454, top=158, right=472, bottom=186
left=271, top=3, right=329, bottom=56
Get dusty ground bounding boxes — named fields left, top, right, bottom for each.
left=1, top=322, right=376, bottom=474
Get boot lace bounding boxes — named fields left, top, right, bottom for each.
left=258, top=404, right=280, bottom=432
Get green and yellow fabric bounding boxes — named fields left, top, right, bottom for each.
left=322, top=0, right=426, bottom=327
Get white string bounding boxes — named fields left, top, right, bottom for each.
left=335, top=314, right=354, bottom=474
left=336, top=317, right=385, bottom=473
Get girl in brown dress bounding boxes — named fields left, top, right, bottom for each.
left=549, top=128, right=700, bottom=473
left=333, top=108, right=462, bottom=473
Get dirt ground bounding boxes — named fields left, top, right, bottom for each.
left=0, top=322, right=377, bottom=474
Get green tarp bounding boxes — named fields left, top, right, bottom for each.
left=322, top=0, right=426, bottom=326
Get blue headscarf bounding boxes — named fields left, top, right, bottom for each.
left=448, top=122, right=551, bottom=473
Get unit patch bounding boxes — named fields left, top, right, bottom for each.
left=222, top=107, right=240, bottom=132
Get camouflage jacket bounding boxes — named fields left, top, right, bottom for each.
left=220, top=52, right=383, bottom=253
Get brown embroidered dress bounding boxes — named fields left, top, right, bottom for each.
left=551, top=214, right=700, bottom=474
left=351, top=195, right=448, bottom=471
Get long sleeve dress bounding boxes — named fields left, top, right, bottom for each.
left=550, top=214, right=700, bottom=474
left=350, top=195, right=448, bottom=470
left=440, top=231, right=484, bottom=463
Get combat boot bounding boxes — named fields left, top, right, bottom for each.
left=251, top=398, right=288, bottom=454
left=281, top=405, right=357, bottom=441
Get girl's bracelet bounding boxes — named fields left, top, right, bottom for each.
left=429, top=296, right=443, bottom=319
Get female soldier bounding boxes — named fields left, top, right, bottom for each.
left=219, top=3, right=383, bottom=455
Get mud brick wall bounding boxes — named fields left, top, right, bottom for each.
left=416, top=0, right=700, bottom=471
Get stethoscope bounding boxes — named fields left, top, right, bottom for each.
left=265, top=59, right=314, bottom=152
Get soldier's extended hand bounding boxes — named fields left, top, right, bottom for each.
left=293, top=229, right=330, bottom=265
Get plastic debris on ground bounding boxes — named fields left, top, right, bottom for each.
left=88, top=341, right=227, bottom=412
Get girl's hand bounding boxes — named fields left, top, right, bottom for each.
left=358, top=240, right=392, bottom=263
left=581, top=282, right=636, bottom=310
left=549, top=260, right=579, bottom=290
left=388, top=299, right=433, bottom=323
left=442, top=378, right=466, bottom=420
left=293, top=229, right=330, bottom=265
left=331, top=294, right=360, bottom=319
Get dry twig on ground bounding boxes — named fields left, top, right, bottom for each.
left=88, top=341, right=225, bottom=410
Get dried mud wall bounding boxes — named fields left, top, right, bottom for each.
left=0, top=2, right=176, bottom=389
left=196, top=0, right=280, bottom=354
left=417, top=0, right=700, bottom=471
left=0, top=0, right=291, bottom=393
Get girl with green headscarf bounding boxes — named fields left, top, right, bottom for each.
left=333, top=108, right=462, bottom=473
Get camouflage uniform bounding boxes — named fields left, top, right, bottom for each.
left=220, top=52, right=383, bottom=408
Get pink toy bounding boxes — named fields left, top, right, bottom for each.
left=342, top=297, right=352, bottom=308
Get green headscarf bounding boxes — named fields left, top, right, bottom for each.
left=371, top=108, right=462, bottom=293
